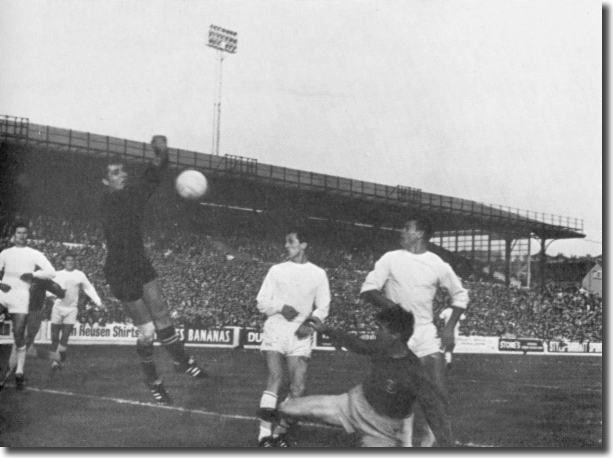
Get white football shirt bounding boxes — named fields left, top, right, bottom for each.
left=256, top=261, right=330, bottom=328
left=361, top=250, right=469, bottom=327
left=52, top=269, right=102, bottom=308
left=0, top=246, right=56, bottom=292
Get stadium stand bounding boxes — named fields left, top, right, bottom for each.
left=0, top=123, right=600, bottom=343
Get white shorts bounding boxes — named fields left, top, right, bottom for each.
left=0, top=288, right=30, bottom=315
left=260, top=319, right=313, bottom=358
left=408, top=324, right=442, bottom=358
left=332, top=384, right=405, bottom=447
left=51, top=305, right=78, bottom=325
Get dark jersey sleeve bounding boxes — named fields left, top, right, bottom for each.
left=325, top=329, right=386, bottom=356
left=136, top=152, right=169, bottom=202
left=43, top=279, right=66, bottom=299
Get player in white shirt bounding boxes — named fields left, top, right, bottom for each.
left=360, top=217, right=468, bottom=446
left=0, top=222, right=55, bottom=390
left=48, top=253, right=103, bottom=369
left=255, top=229, right=330, bottom=447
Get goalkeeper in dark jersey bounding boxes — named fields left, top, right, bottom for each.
left=101, top=135, right=206, bottom=405
left=258, top=307, right=452, bottom=447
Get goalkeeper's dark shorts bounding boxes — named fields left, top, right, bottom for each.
left=104, top=258, right=157, bottom=303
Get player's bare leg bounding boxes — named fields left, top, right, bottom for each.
left=49, top=323, right=62, bottom=369
left=411, top=352, right=447, bottom=447
left=0, top=344, right=17, bottom=390
left=258, top=351, right=284, bottom=446
left=279, top=394, right=345, bottom=427
left=11, top=313, right=28, bottom=390
left=25, top=309, right=44, bottom=356
left=273, top=355, right=308, bottom=444
left=123, top=298, right=170, bottom=404
left=360, top=434, right=400, bottom=447
left=142, top=279, right=205, bottom=378
left=50, top=323, right=75, bottom=369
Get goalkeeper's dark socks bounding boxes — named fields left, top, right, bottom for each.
left=157, top=326, right=189, bottom=366
left=140, top=361, right=159, bottom=385
left=136, top=340, right=158, bottom=384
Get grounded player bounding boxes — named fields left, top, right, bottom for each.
left=360, top=216, right=468, bottom=446
left=101, top=135, right=206, bottom=404
left=48, top=253, right=103, bottom=369
left=255, top=229, right=331, bottom=447
left=0, top=222, right=56, bottom=390
left=258, top=308, right=452, bottom=447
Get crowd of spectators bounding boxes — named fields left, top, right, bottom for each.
left=6, top=214, right=602, bottom=342
left=455, top=281, right=602, bottom=342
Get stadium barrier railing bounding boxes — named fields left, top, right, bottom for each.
left=0, top=119, right=584, bottom=236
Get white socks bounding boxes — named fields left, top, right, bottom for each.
left=258, top=391, right=278, bottom=441
left=15, top=346, right=27, bottom=374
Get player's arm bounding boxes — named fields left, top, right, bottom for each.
left=140, top=137, right=170, bottom=199
left=31, top=252, right=56, bottom=281
left=438, top=263, right=469, bottom=349
left=359, top=253, right=398, bottom=310
left=307, top=320, right=381, bottom=356
left=311, top=271, right=331, bottom=323
left=360, top=290, right=399, bottom=310
left=302, top=272, right=330, bottom=329
left=0, top=254, right=8, bottom=292
left=43, top=279, right=66, bottom=299
left=80, top=273, right=103, bottom=307
left=411, top=371, right=453, bottom=447
left=326, top=328, right=383, bottom=356
left=296, top=271, right=331, bottom=337
left=256, top=268, right=285, bottom=317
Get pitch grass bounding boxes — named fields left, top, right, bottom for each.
left=0, top=345, right=602, bottom=448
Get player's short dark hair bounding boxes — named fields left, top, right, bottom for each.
left=151, top=135, right=167, bottom=144
left=11, top=220, right=29, bottom=234
left=286, top=226, right=311, bottom=245
left=63, top=252, right=76, bottom=260
left=376, top=307, right=414, bottom=341
left=105, top=155, right=126, bottom=177
left=407, top=216, right=433, bottom=241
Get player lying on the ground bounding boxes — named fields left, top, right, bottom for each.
left=257, top=307, right=453, bottom=447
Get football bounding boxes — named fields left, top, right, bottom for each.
left=176, top=169, right=208, bottom=200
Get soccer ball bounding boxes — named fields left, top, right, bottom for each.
left=176, top=170, right=208, bottom=200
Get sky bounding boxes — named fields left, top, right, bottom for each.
left=0, top=0, right=603, bottom=256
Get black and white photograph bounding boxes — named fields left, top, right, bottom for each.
left=0, top=0, right=603, bottom=448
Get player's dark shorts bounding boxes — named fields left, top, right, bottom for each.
left=104, top=258, right=157, bottom=302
